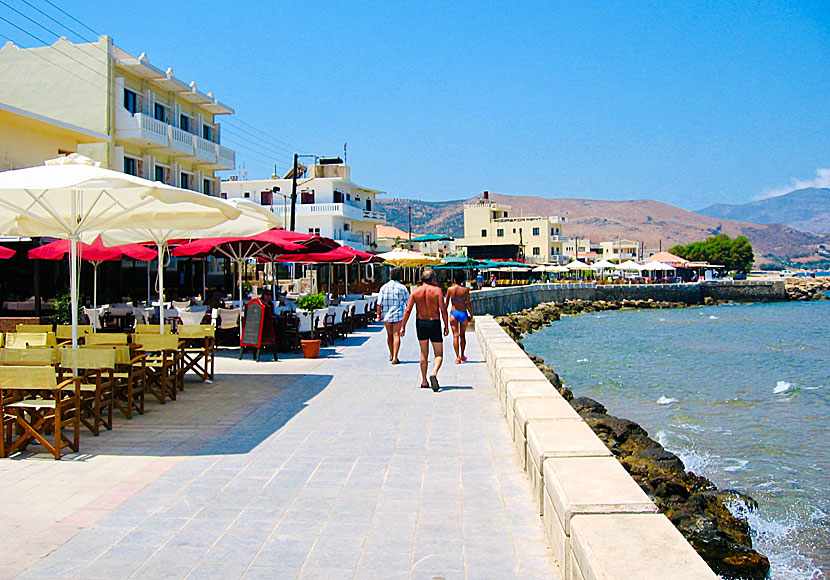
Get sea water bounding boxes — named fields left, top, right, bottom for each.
left=523, top=301, right=829, bottom=579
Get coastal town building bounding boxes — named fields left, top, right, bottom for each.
left=600, top=239, right=640, bottom=261
left=457, top=192, right=568, bottom=263
left=376, top=224, right=413, bottom=252
left=221, top=159, right=385, bottom=252
left=0, top=36, right=234, bottom=193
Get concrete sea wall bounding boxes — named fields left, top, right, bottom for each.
left=475, top=316, right=719, bottom=579
left=470, top=280, right=786, bottom=317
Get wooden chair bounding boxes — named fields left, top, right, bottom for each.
left=320, top=312, right=336, bottom=346
left=177, top=325, right=215, bottom=382
left=172, top=300, right=190, bottom=311
left=58, top=348, right=116, bottom=436
left=0, top=365, right=80, bottom=459
left=85, top=333, right=129, bottom=346
left=4, top=332, right=57, bottom=349
left=133, top=334, right=182, bottom=404
left=134, top=324, right=172, bottom=334
left=280, top=314, right=301, bottom=353
left=84, top=345, right=146, bottom=420
left=16, top=324, right=53, bottom=333
left=178, top=310, right=208, bottom=326
left=56, top=324, right=93, bottom=345
left=0, top=347, right=59, bottom=367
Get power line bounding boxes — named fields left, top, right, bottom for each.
left=221, top=124, right=295, bottom=162
left=15, top=0, right=91, bottom=44
left=39, top=0, right=100, bottom=39
left=0, top=9, right=109, bottom=84
left=220, top=132, right=293, bottom=164
left=220, top=136, right=290, bottom=168
left=222, top=119, right=298, bottom=157
left=0, top=30, right=103, bottom=91
left=224, top=116, right=309, bottom=155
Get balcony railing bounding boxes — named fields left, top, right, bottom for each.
left=267, top=203, right=385, bottom=222
left=117, top=113, right=235, bottom=169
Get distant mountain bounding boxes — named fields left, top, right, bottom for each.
left=696, top=188, right=830, bottom=234
left=377, top=194, right=830, bottom=266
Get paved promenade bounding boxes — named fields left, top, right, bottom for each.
left=5, top=321, right=560, bottom=580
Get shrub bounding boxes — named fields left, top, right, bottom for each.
left=296, top=293, right=326, bottom=312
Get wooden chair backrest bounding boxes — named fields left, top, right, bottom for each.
left=133, top=334, right=179, bottom=351
left=0, top=365, right=57, bottom=390
left=177, top=325, right=215, bottom=339
left=0, top=346, right=58, bottom=365
left=16, top=324, right=53, bottom=333
left=4, top=332, right=57, bottom=349
left=56, top=324, right=93, bottom=340
left=85, top=333, right=129, bottom=346
left=134, top=324, right=172, bottom=334
left=60, top=347, right=116, bottom=370
left=83, top=344, right=132, bottom=365
left=217, top=308, right=239, bottom=329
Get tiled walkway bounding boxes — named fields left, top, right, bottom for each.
left=9, top=321, right=560, bottom=580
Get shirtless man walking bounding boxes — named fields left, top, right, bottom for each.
left=400, top=267, right=449, bottom=392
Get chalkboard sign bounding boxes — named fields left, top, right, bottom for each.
left=240, top=299, right=265, bottom=348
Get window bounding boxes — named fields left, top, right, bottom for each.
left=533, top=227, right=540, bottom=236
left=512, top=228, right=516, bottom=234
left=202, top=124, right=215, bottom=142
left=308, top=227, right=320, bottom=236
left=243, top=191, right=250, bottom=198
left=301, top=190, right=315, bottom=204
left=554, top=247, right=560, bottom=254
left=220, top=191, right=227, bottom=199
left=154, top=165, right=167, bottom=184
left=180, top=114, right=191, bottom=133
left=123, top=157, right=138, bottom=176
left=532, top=247, right=540, bottom=256
left=346, top=193, right=351, bottom=201
left=333, top=190, right=344, bottom=203
left=203, top=179, right=212, bottom=195
left=260, top=190, right=273, bottom=205
left=481, top=229, right=487, bottom=237
left=124, top=89, right=138, bottom=114
left=497, top=229, right=504, bottom=237
left=180, top=172, right=191, bottom=190
left=365, top=199, right=372, bottom=211
left=344, top=223, right=350, bottom=231
left=153, top=102, right=168, bottom=123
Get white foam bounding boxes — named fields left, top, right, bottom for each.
left=708, top=315, right=720, bottom=320
left=576, top=358, right=588, bottom=363
left=774, top=381, right=793, bottom=394
left=657, top=396, right=678, bottom=405
left=723, top=458, right=749, bottom=472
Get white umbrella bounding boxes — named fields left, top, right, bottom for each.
left=531, top=265, right=547, bottom=273
left=642, top=260, right=675, bottom=271
left=591, top=259, right=618, bottom=270
left=0, top=154, right=242, bottom=345
left=566, top=259, right=591, bottom=270
left=101, top=198, right=282, bottom=333
left=377, top=249, right=442, bottom=267
left=618, top=260, right=644, bottom=272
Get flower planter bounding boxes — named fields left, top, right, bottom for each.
left=301, top=339, right=321, bottom=358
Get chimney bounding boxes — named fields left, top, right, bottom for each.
left=483, top=190, right=489, bottom=200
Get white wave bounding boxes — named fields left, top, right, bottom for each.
left=576, top=358, right=589, bottom=363
left=723, top=458, right=749, bottom=472
left=708, top=315, right=720, bottom=320
left=657, top=396, right=678, bottom=405
left=773, top=381, right=793, bottom=394
left=803, top=385, right=823, bottom=391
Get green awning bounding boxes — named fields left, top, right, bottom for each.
left=410, top=233, right=455, bottom=242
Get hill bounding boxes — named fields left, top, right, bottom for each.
left=377, top=194, right=830, bottom=266
left=696, top=188, right=830, bottom=234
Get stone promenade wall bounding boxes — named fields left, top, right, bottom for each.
left=475, top=316, right=719, bottom=580
left=470, top=280, right=785, bottom=317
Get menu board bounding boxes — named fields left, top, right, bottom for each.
left=240, top=299, right=265, bottom=348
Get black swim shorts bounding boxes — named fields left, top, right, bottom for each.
left=415, top=318, right=443, bottom=343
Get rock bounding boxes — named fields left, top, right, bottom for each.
left=570, top=397, right=607, bottom=415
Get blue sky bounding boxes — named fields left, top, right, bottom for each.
left=3, top=1, right=828, bottom=208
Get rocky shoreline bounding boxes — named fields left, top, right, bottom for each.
left=495, top=298, right=771, bottom=580
left=785, top=277, right=830, bottom=301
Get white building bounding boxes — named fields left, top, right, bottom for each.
left=600, top=239, right=640, bottom=261
left=221, top=159, right=385, bottom=252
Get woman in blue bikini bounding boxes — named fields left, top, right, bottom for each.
left=445, top=272, right=474, bottom=364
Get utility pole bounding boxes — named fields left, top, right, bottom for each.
left=408, top=203, right=412, bottom=249
left=290, top=154, right=298, bottom=231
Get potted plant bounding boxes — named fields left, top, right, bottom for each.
left=296, top=293, right=327, bottom=358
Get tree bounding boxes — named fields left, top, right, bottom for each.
left=669, top=234, right=754, bottom=273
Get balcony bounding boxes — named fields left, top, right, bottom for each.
left=116, top=113, right=235, bottom=170
left=268, top=203, right=386, bottom=222
left=550, top=235, right=568, bottom=242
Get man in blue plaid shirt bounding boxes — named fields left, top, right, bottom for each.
left=376, top=267, right=409, bottom=364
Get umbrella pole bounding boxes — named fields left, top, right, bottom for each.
left=69, top=234, right=79, bottom=349
left=271, top=259, right=277, bottom=298
left=157, top=244, right=165, bottom=334
left=202, top=258, right=207, bottom=299
left=238, top=258, right=243, bottom=327
left=93, top=261, right=99, bottom=325
left=345, top=263, right=349, bottom=296
left=146, top=260, right=151, bottom=305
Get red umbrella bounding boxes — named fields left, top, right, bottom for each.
left=270, top=246, right=383, bottom=295
left=0, top=245, right=15, bottom=259
left=29, top=236, right=157, bottom=319
left=172, top=228, right=328, bottom=322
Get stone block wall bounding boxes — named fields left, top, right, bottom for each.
left=475, top=316, right=719, bottom=579
left=470, top=280, right=786, bottom=316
